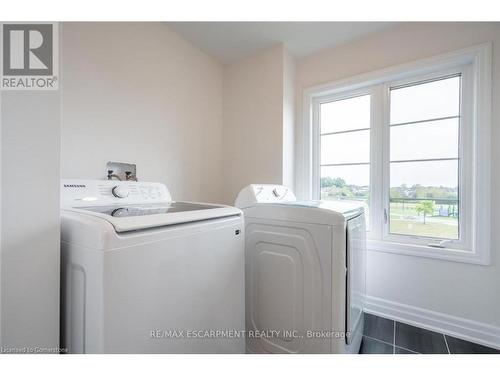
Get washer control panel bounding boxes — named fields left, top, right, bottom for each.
left=112, top=185, right=129, bottom=198
left=61, top=180, right=172, bottom=208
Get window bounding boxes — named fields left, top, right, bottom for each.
left=302, top=44, right=492, bottom=264
left=388, top=75, right=461, bottom=240
left=319, top=95, right=371, bottom=213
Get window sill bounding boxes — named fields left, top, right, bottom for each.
left=366, top=239, right=490, bottom=266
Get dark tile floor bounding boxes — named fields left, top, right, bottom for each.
left=360, top=313, right=500, bottom=354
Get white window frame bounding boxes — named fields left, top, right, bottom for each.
left=299, top=43, right=492, bottom=265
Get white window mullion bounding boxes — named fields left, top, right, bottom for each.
left=311, top=98, right=321, bottom=200
left=368, top=84, right=385, bottom=239
left=381, top=83, right=391, bottom=242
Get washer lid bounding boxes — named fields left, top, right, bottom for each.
left=64, top=201, right=242, bottom=232
left=80, top=202, right=222, bottom=217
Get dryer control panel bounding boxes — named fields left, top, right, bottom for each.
left=234, top=184, right=296, bottom=208
left=61, top=179, right=172, bottom=208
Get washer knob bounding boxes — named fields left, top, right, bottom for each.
left=272, top=188, right=280, bottom=198
left=112, top=185, right=129, bottom=198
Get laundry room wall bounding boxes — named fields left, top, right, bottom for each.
left=295, top=22, right=500, bottom=346
left=1, top=91, right=61, bottom=350
left=61, top=22, right=224, bottom=203
left=222, top=44, right=295, bottom=204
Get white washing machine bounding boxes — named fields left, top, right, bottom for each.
left=235, top=184, right=366, bottom=354
left=60, top=179, right=245, bottom=354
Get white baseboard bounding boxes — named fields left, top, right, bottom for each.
left=365, top=295, right=500, bottom=350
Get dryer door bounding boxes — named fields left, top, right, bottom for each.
left=245, top=219, right=332, bottom=354
left=345, top=213, right=366, bottom=345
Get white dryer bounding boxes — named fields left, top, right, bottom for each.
left=235, top=184, right=366, bottom=354
left=60, top=179, right=245, bottom=353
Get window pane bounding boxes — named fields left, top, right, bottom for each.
left=320, top=95, right=370, bottom=134
left=390, top=118, right=459, bottom=161
left=321, top=130, right=370, bottom=165
left=389, top=160, right=458, bottom=239
left=320, top=165, right=370, bottom=203
left=390, top=76, right=460, bottom=125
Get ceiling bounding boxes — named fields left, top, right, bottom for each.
left=168, top=22, right=398, bottom=63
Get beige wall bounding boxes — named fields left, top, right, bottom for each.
left=222, top=44, right=288, bottom=204
left=61, top=23, right=224, bottom=203
left=296, top=23, right=500, bottom=332
left=62, top=25, right=295, bottom=206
